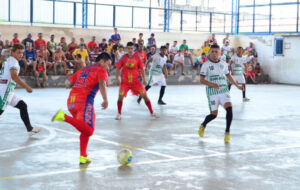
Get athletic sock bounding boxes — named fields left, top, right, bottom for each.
left=226, top=107, right=233, bottom=133
left=145, top=100, right=154, bottom=114
left=15, top=101, right=33, bottom=132
left=80, top=133, right=90, bottom=157
left=228, top=84, right=232, bottom=91
left=243, top=85, right=246, bottom=98
left=117, top=101, right=123, bottom=115
left=202, top=114, right=217, bottom=127
left=145, top=85, right=151, bottom=91
left=64, top=114, right=93, bottom=136
left=158, top=86, right=166, bottom=102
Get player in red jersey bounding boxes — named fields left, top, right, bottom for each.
left=51, top=53, right=111, bottom=164
left=115, top=42, right=159, bottom=120
left=135, top=43, right=147, bottom=81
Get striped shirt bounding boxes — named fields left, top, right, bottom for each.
left=200, top=58, right=230, bottom=96
left=231, top=54, right=246, bottom=76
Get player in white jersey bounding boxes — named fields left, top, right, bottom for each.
left=230, top=47, right=250, bottom=102
left=137, top=46, right=168, bottom=105
left=199, top=44, right=243, bottom=142
left=0, top=44, right=40, bottom=136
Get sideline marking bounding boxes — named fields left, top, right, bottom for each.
left=1, top=144, right=300, bottom=181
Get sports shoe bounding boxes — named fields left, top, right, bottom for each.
left=137, top=97, right=142, bottom=104
left=79, top=156, right=91, bottom=164
left=243, top=98, right=250, bottom=102
left=224, top=132, right=230, bottom=143
left=198, top=124, right=205, bottom=137
left=158, top=100, right=166, bottom=105
left=115, top=114, right=122, bottom=120
left=28, top=128, right=41, bottom=136
left=151, top=112, right=160, bottom=118
left=51, top=110, right=65, bottom=122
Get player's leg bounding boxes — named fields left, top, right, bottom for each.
left=137, top=76, right=152, bottom=104
left=158, top=76, right=167, bottom=105
left=198, top=94, right=219, bottom=137
left=220, top=93, right=233, bottom=142
left=136, top=83, right=159, bottom=118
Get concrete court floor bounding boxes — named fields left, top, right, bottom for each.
left=0, top=84, right=300, bottom=190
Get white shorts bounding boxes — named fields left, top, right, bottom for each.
left=232, top=75, right=246, bottom=84
left=207, top=93, right=231, bottom=112
left=148, top=75, right=167, bottom=86
left=1, top=92, right=22, bottom=111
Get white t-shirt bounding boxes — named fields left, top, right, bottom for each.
left=0, top=56, right=20, bottom=109
left=221, top=45, right=232, bottom=55
left=150, top=53, right=167, bottom=76
left=170, top=45, right=178, bottom=54
left=219, top=55, right=226, bottom=62
left=200, top=59, right=230, bottom=96
left=245, top=55, right=254, bottom=64
left=173, top=54, right=184, bottom=63
left=231, top=54, right=246, bottom=76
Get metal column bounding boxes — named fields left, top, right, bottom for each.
left=82, top=0, right=88, bottom=28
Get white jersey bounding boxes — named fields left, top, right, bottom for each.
left=0, top=56, right=20, bottom=109
left=200, top=58, right=230, bottom=96
left=231, top=55, right=246, bottom=76
left=150, top=53, right=167, bottom=76
left=219, top=55, right=226, bottom=62
left=221, top=45, right=232, bottom=55
left=170, top=45, right=178, bottom=54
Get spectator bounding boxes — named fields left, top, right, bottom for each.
left=208, top=33, right=218, bottom=46
left=35, top=33, right=47, bottom=51
left=79, top=38, right=87, bottom=49
left=89, top=46, right=101, bottom=63
left=33, top=55, right=47, bottom=88
left=99, top=38, right=108, bottom=52
left=245, top=51, right=254, bottom=66
left=194, top=52, right=207, bottom=75
left=115, top=45, right=125, bottom=64
left=37, top=45, right=49, bottom=64
left=146, top=47, right=156, bottom=71
left=12, top=33, right=20, bottom=45
left=169, top=41, right=178, bottom=63
left=179, top=40, right=193, bottom=66
left=107, top=39, right=114, bottom=54
left=132, top=38, right=139, bottom=50
left=66, top=54, right=85, bottom=73
left=221, top=40, right=232, bottom=55
left=173, top=50, right=185, bottom=75
left=254, top=63, right=264, bottom=84
left=87, top=36, right=98, bottom=52
left=219, top=49, right=226, bottom=62
left=245, top=62, right=256, bottom=84
left=72, top=44, right=89, bottom=65
left=110, top=28, right=121, bottom=43
left=138, top=33, right=144, bottom=45
left=58, top=37, right=68, bottom=53
left=4, top=40, right=11, bottom=49
left=51, top=46, right=67, bottom=75
left=135, top=43, right=147, bottom=64
left=47, top=34, right=56, bottom=62
left=112, top=39, right=121, bottom=53
left=22, top=44, right=36, bottom=75
left=253, top=51, right=258, bottom=66
left=222, top=33, right=230, bottom=45
left=67, top=37, right=78, bottom=54
left=245, top=42, right=256, bottom=54
left=165, top=43, right=170, bottom=55
left=0, top=33, right=3, bottom=52
left=201, top=41, right=210, bottom=55
left=147, top=33, right=156, bottom=49
left=22, top=33, right=34, bottom=48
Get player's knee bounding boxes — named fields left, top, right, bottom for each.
left=226, top=106, right=233, bottom=115
left=211, top=110, right=218, bottom=117
left=15, top=100, right=27, bottom=110
left=0, top=110, right=3, bottom=115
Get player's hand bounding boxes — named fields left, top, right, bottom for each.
left=212, top=84, right=220, bottom=90
left=142, top=79, right=147, bottom=86
left=101, top=100, right=108, bottom=110
left=26, top=86, right=33, bottom=93
left=116, top=78, right=120, bottom=86
left=237, top=85, right=244, bottom=91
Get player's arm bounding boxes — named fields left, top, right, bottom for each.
left=116, top=68, right=121, bottom=85
left=226, top=74, right=243, bottom=90
left=163, top=64, right=168, bottom=79
left=99, top=79, right=108, bottom=109
left=200, top=75, right=219, bottom=90
left=145, top=57, right=153, bottom=69
left=10, top=69, right=32, bottom=93
left=140, top=67, right=147, bottom=86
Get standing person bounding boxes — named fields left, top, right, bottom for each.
left=22, top=33, right=35, bottom=48
left=198, top=44, right=243, bottom=143
left=47, top=34, right=56, bottom=63
left=230, top=47, right=250, bottom=102
left=34, top=33, right=47, bottom=51
left=110, top=28, right=121, bottom=43
left=147, top=33, right=156, bottom=49
left=33, top=55, right=47, bottom=88
left=12, top=33, right=20, bottom=45
left=0, top=44, right=41, bottom=136
left=51, top=53, right=111, bottom=164
left=137, top=46, right=168, bottom=105
left=115, top=42, right=159, bottom=120
left=208, top=33, right=218, bottom=46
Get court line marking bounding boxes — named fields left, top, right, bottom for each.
left=1, top=144, right=300, bottom=181
left=52, top=126, right=178, bottom=159
left=0, top=125, right=56, bottom=154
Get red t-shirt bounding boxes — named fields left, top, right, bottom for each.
left=35, top=39, right=47, bottom=50
left=116, top=54, right=144, bottom=84
left=12, top=38, right=20, bottom=45
left=135, top=51, right=147, bottom=64
left=87, top=41, right=98, bottom=51
left=68, top=64, right=108, bottom=101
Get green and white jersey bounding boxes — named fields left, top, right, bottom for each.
left=231, top=54, right=246, bottom=76
left=0, top=56, right=19, bottom=109
left=200, top=58, right=230, bottom=96
left=149, top=53, right=167, bottom=76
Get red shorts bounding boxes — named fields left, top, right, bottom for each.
left=119, top=82, right=146, bottom=97
left=248, top=72, right=255, bottom=77
left=67, top=94, right=95, bottom=128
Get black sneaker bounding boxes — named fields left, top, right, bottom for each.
left=158, top=100, right=166, bottom=105
left=137, top=97, right=142, bottom=104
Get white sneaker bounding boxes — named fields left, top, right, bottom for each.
left=28, top=128, right=41, bottom=136
left=115, top=114, right=122, bottom=120
left=151, top=112, right=160, bottom=118
left=243, top=97, right=250, bottom=102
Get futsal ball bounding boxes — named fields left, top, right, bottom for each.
left=117, top=149, right=133, bottom=166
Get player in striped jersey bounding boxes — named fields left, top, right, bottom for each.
left=198, top=44, right=243, bottom=142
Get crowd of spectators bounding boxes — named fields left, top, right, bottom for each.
left=0, top=29, right=264, bottom=88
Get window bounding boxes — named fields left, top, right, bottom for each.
left=274, top=38, right=283, bottom=56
